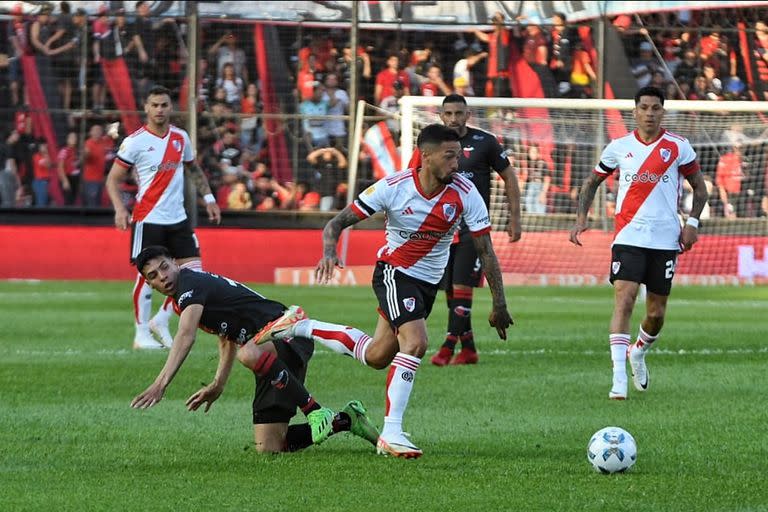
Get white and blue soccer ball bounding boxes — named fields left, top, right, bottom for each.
left=587, top=426, right=637, bottom=474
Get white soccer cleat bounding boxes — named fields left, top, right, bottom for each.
left=609, top=374, right=628, bottom=400
left=628, top=343, right=649, bottom=391
left=253, top=305, right=306, bottom=344
left=376, top=432, right=423, bottom=459
left=149, top=319, right=174, bottom=348
left=133, top=328, right=165, bottom=350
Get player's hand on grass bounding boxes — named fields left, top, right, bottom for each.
left=489, top=306, right=513, bottom=340
left=315, top=255, right=342, bottom=284
left=114, top=208, right=130, bottom=231
left=569, top=222, right=588, bottom=246
left=185, top=383, right=223, bottom=413
left=206, top=202, right=222, bottom=225
left=131, top=382, right=165, bottom=409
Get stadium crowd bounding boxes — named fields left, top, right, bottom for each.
left=0, top=3, right=766, bottom=218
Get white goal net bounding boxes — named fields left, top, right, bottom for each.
left=398, top=96, right=768, bottom=286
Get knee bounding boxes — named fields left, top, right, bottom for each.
left=645, top=311, right=665, bottom=330
left=399, top=337, right=428, bottom=359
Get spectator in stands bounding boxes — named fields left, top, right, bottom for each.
left=0, top=130, right=21, bottom=207
left=57, top=131, right=80, bottom=206
left=673, top=49, right=701, bottom=89
left=240, top=82, right=264, bottom=153
left=130, top=0, right=155, bottom=100
left=420, top=64, right=452, bottom=97
left=338, top=43, right=372, bottom=102
left=702, top=63, right=724, bottom=99
left=322, top=73, right=350, bottom=150
left=374, top=53, right=410, bottom=105
left=226, top=178, right=253, bottom=210
left=299, top=83, right=330, bottom=151
left=754, top=21, right=768, bottom=100
left=82, top=124, right=112, bottom=207
left=29, top=4, right=56, bottom=85
left=215, top=62, right=244, bottom=111
left=91, top=5, right=111, bottom=112
left=716, top=143, right=751, bottom=218
left=307, top=146, right=347, bottom=211
left=698, top=27, right=734, bottom=79
left=209, top=31, right=248, bottom=84
left=521, top=22, right=549, bottom=68
left=252, top=174, right=278, bottom=211
left=569, top=40, right=597, bottom=98
left=453, top=43, right=487, bottom=97
left=631, top=41, right=661, bottom=88
left=45, top=3, right=86, bottom=111
left=473, top=11, right=512, bottom=97
left=523, top=144, right=551, bottom=214
left=297, top=53, right=321, bottom=101
left=31, top=140, right=51, bottom=207
left=7, top=3, right=28, bottom=107
left=379, top=79, right=406, bottom=137
left=549, top=12, right=576, bottom=96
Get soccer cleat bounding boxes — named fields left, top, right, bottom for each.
left=609, top=374, right=628, bottom=400
left=450, top=348, right=479, bottom=365
left=342, top=400, right=379, bottom=446
left=430, top=347, right=454, bottom=366
left=149, top=319, right=174, bottom=348
left=376, top=432, right=423, bottom=459
left=133, top=329, right=165, bottom=350
left=307, top=407, right=334, bottom=445
left=252, top=305, right=306, bottom=345
left=628, top=343, right=649, bottom=391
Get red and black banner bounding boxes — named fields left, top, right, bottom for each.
left=101, top=58, right=142, bottom=133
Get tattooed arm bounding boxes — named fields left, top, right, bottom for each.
left=569, top=172, right=608, bottom=246
left=184, top=161, right=221, bottom=225
left=315, top=206, right=363, bottom=284
left=472, top=233, right=513, bottom=339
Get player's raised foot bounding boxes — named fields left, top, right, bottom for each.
left=253, top=305, right=306, bottom=344
left=628, top=343, right=649, bottom=391
left=307, top=407, right=334, bottom=445
left=342, top=400, right=379, bottom=446
left=609, top=374, right=628, bottom=400
left=376, top=432, right=423, bottom=459
left=149, top=319, right=174, bottom=348
left=430, top=347, right=454, bottom=366
left=133, top=328, right=165, bottom=350
left=450, top=348, right=479, bottom=365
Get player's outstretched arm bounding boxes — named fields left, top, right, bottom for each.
left=131, top=305, right=203, bottom=409
left=569, top=173, right=606, bottom=246
left=316, top=205, right=362, bottom=284
left=472, top=233, right=513, bottom=340
left=186, top=336, right=237, bottom=413
left=184, top=161, right=221, bottom=225
left=680, top=171, right=708, bottom=252
left=105, top=162, right=131, bottom=230
left=499, top=165, right=522, bottom=242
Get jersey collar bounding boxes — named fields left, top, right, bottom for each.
left=144, top=124, right=170, bottom=139
left=413, top=168, right=446, bottom=200
left=633, top=128, right=665, bottom=146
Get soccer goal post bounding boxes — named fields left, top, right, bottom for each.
left=399, top=96, right=768, bottom=286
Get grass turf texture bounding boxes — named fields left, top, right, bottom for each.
left=1, top=281, right=766, bottom=511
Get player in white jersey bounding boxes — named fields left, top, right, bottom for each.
left=106, top=85, right=221, bottom=350
left=569, top=86, right=709, bottom=400
left=271, top=124, right=514, bottom=458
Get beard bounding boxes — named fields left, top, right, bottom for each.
left=437, top=174, right=455, bottom=185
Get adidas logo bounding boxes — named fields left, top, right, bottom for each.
left=402, top=207, right=414, bottom=215
left=624, top=152, right=633, bottom=159
left=147, top=146, right=156, bottom=152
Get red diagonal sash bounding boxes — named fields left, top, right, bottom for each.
left=132, top=131, right=184, bottom=222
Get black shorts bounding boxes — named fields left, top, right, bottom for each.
left=252, top=337, right=315, bottom=424
left=609, top=244, right=679, bottom=296
left=372, top=261, right=438, bottom=329
left=130, top=219, right=200, bottom=263
left=439, top=232, right=482, bottom=290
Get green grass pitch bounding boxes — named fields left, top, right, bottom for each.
left=1, top=281, right=766, bottom=511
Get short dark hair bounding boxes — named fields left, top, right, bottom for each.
left=146, top=85, right=172, bottom=101
left=417, top=123, right=461, bottom=150
left=133, top=245, right=172, bottom=274
left=634, top=86, right=665, bottom=106
left=442, top=93, right=467, bottom=107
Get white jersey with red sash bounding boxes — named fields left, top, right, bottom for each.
left=595, top=129, right=700, bottom=250
left=116, top=124, right=194, bottom=224
left=351, top=169, right=491, bottom=284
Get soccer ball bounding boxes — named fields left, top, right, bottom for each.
left=587, top=426, right=637, bottom=474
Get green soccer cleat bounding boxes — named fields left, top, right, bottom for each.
left=343, top=400, right=380, bottom=446
left=307, top=407, right=334, bottom=445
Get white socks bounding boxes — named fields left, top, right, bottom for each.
left=133, top=273, right=152, bottom=330
left=381, top=352, right=421, bottom=438
left=295, top=319, right=373, bottom=366
left=636, top=325, right=658, bottom=351
left=610, top=333, right=630, bottom=378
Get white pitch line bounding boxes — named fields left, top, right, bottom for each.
left=5, top=347, right=767, bottom=358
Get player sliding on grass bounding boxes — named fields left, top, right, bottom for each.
left=569, top=86, right=708, bottom=400
left=273, top=124, right=514, bottom=458
left=130, top=245, right=379, bottom=453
